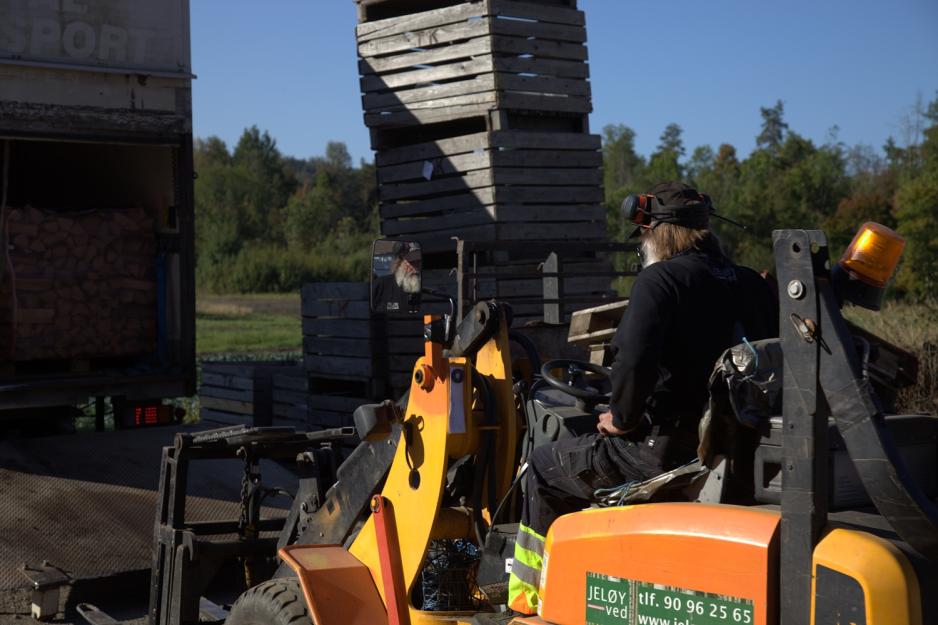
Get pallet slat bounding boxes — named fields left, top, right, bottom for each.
left=360, top=58, right=494, bottom=93
left=301, top=299, right=372, bottom=320
left=359, top=38, right=492, bottom=75
left=356, top=1, right=486, bottom=42
left=378, top=151, right=490, bottom=184
left=489, top=0, right=586, bottom=26
left=358, top=19, right=488, bottom=57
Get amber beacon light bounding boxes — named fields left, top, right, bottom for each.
left=834, top=222, right=905, bottom=310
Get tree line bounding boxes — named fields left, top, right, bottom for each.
left=194, top=93, right=938, bottom=299
left=194, top=128, right=378, bottom=292
left=603, top=95, right=938, bottom=299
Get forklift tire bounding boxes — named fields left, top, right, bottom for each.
left=227, top=579, right=311, bottom=625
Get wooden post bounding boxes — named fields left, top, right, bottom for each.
left=543, top=251, right=562, bottom=324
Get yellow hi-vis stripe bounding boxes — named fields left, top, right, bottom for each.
left=508, top=524, right=546, bottom=614
left=516, top=524, right=546, bottom=555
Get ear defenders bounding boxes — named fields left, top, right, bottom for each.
left=621, top=193, right=713, bottom=229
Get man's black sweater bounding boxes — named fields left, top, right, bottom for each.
left=608, top=249, right=778, bottom=432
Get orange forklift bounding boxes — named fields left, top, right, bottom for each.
left=146, top=225, right=936, bottom=625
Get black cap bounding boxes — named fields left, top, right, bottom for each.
left=648, top=181, right=711, bottom=229
left=649, top=181, right=703, bottom=207
left=391, top=241, right=421, bottom=264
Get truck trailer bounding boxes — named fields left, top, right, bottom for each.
left=0, top=0, right=196, bottom=415
left=0, top=2, right=225, bottom=618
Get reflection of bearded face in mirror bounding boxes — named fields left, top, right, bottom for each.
left=393, top=258, right=420, bottom=294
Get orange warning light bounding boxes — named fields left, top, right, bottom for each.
left=838, top=222, right=905, bottom=288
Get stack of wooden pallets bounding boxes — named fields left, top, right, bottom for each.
left=301, top=282, right=422, bottom=429
left=271, top=368, right=312, bottom=428
left=199, top=361, right=299, bottom=427
left=355, top=0, right=613, bottom=320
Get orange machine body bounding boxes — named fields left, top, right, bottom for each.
left=536, top=503, right=780, bottom=625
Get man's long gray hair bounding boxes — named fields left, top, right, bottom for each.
left=641, top=222, right=724, bottom=267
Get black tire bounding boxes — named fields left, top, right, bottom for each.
left=226, top=578, right=311, bottom=625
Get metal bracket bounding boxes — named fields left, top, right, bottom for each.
left=19, top=561, right=70, bottom=621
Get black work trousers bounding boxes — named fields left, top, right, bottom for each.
left=520, top=433, right=661, bottom=537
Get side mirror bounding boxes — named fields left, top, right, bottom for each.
left=371, top=239, right=422, bottom=315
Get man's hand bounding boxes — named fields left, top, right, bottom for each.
left=597, top=411, right=628, bottom=436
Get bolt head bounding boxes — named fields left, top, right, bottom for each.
left=787, top=280, right=805, bottom=299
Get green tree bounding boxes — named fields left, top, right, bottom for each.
left=644, top=123, right=684, bottom=185
left=729, top=130, right=848, bottom=270
left=602, top=124, right=645, bottom=196
left=284, top=168, right=344, bottom=249
left=325, top=141, right=353, bottom=170
left=689, top=143, right=741, bottom=253
left=192, top=131, right=379, bottom=293
left=686, top=145, right=715, bottom=186
left=601, top=124, right=647, bottom=241
left=756, top=100, right=788, bottom=151
left=230, top=126, right=295, bottom=241
left=657, top=123, right=685, bottom=157
left=893, top=92, right=938, bottom=297
left=193, top=137, right=243, bottom=265
left=826, top=144, right=897, bottom=251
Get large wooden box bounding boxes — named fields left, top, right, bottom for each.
left=377, top=129, right=604, bottom=241
left=301, top=282, right=422, bottom=394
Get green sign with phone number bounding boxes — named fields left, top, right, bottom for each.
left=586, top=572, right=754, bottom=625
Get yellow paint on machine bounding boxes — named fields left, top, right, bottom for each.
left=811, top=528, right=922, bottom=625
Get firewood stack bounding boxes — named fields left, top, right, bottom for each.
left=0, top=206, right=157, bottom=362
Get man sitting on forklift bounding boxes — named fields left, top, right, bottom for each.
left=508, top=182, right=779, bottom=615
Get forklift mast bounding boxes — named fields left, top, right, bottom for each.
left=775, top=229, right=938, bottom=624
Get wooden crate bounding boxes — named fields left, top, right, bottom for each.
left=376, top=129, right=606, bottom=241
left=567, top=300, right=629, bottom=365
left=199, top=361, right=297, bottom=427
left=357, top=0, right=591, bottom=130
left=308, top=391, right=370, bottom=430
left=0, top=206, right=158, bottom=362
left=272, top=367, right=311, bottom=427
left=356, top=0, right=612, bottom=306
left=302, top=282, right=423, bottom=397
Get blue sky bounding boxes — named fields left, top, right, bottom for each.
left=190, top=0, right=938, bottom=163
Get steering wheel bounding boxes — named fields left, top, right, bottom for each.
left=540, top=359, right=612, bottom=401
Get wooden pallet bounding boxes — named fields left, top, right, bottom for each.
left=271, top=367, right=311, bottom=427
left=357, top=0, right=591, bottom=130
left=356, top=0, right=611, bottom=303
left=307, top=392, right=370, bottom=430
left=301, top=282, right=423, bottom=398
left=375, top=130, right=605, bottom=241
left=198, top=361, right=298, bottom=427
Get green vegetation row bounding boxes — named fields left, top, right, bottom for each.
left=195, top=132, right=377, bottom=292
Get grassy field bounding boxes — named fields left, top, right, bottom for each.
left=196, top=292, right=302, bottom=356
left=194, top=291, right=935, bottom=413
left=844, top=299, right=938, bottom=415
